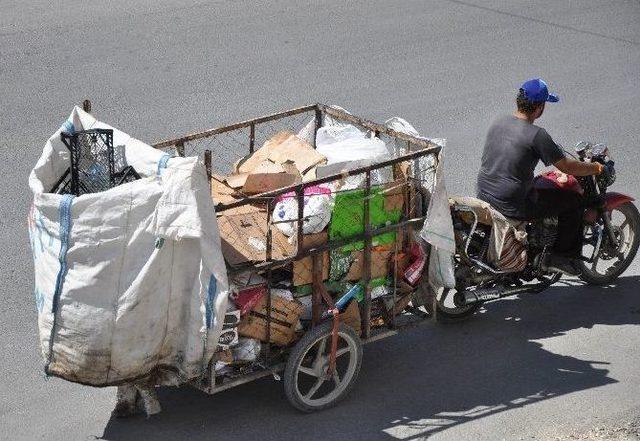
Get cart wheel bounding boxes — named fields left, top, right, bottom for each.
left=284, top=321, right=362, bottom=412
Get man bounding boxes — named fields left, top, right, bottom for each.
left=476, top=78, right=606, bottom=275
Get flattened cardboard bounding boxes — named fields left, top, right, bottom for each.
left=236, top=131, right=326, bottom=176
left=344, top=248, right=393, bottom=281
left=241, top=169, right=300, bottom=194
left=211, top=175, right=241, bottom=205
left=236, top=131, right=290, bottom=174
left=292, top=232, right=330, bottom=286
left=383, top=180, right=406, bottom=212
left=217, top=206, right=295, bottom=265
left=265, top=133, right=326, bottom=174
left=225, top=173, right=249, bottom=189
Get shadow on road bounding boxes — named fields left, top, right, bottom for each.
left=101, top=276, right=640, bottom=441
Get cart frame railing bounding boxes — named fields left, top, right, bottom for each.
left=151, top=103, right=440, bottom=393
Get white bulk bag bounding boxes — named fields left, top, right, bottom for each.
left=28, top=106, right=229, bottom=387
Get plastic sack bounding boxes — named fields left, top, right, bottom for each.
left=315, top=123, right=393, bottom=185
left=28, top=106, right=229, bottom=387
left=231, top=338, right=261, bottom=363
left=272, top=185, right=334, bottom=237
left=420, top=144, right=456, bottom=289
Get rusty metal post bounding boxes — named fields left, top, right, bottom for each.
left=361, top=170, right=372, bottom=339
left=311, top=254, right=323, bottom=326
left=296, top=184, right=305, bottom=258
left=176, top=142, right=185, bottom=157
left=265, top=268, right=272, bottom=366
left=313, top=106, right=323, bottom=148
left=249, top=122, right=255, bottom=153
left=82, top=99, right=91, bottom=113
left=204, top=149, right=212, bottom=181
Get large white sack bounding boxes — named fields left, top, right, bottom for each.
left=28, top=106, right=229, bottom=387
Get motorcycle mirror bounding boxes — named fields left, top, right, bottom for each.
left=592, top=143, right=608, bottom=158
left=574, top=141, right=591, bottom=153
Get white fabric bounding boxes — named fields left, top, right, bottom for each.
left=383, top=118, right=455, bottom=290
left=28, top=106, right=229, bottom=387
left=422, top=146, right=457, bottom=289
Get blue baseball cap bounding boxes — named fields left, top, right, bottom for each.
left=520, top=78, right=559, bottom=103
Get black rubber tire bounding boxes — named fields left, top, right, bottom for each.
left=284, top=321, right=363, bottom=413
left=434, top=289, right=481, bottom=324
left=579, top=202, right=640, bottom=285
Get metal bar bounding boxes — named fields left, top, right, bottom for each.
left=217, top=146, right=441, bottom=212
left=362, top=329, right=398, bottom=344
left=176, top=142, right=185, bottom=157
left=204, top=150, right=212, bottom=181
left=361, top=170, right=372, bottom=340
left=319, top=104, right=436, bottom=150
left=227, top=216, right=429, bottom=275
left=207, top=363, right=285, bottom=394
left=311, top=254, right=323, bottom=326
left=296, top=184, right=304, bottom=257
left=265, top=268, right=272, bottom=364
left=313, top=106, right=323, bottom=148
left=266, top=198, right=273, bottom=262
left=152, top=105, right=317, bottom=149
left=249, top=122, right=255, bottom=153
left=204, top=317, right=429, bottom=395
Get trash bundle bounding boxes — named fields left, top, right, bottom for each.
left=28, top=107, right=229, bottom=386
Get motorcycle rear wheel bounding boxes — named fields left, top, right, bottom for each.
left=435, top=288, right=481, bottom=323
left=579, top=201, right=640, bottom=285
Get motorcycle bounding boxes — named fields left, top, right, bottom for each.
left=435, top=141, right=640, bottom=322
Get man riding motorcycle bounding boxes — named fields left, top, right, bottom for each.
left=476, top=78, right=611, bottom=275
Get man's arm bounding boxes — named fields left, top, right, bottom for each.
left=554, top=157, right=603, bottom=176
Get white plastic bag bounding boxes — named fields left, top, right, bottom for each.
left=28, top=106, right=229, bottom=387
left=272, top=186, right=334, bottom=237
left=315, top=122, right=393, bottom=185
left=231, top=338, right=261, bottom=362
left=420, top=143, right=456, bottom=289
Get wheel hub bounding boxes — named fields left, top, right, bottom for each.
left=600, top=226, right=624, bottom=260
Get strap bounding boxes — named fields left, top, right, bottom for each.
left=156, top=154, right=171, bottom=177
left=45, top=194, right=74, bottom=374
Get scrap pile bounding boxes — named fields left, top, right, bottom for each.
left=210, top=122, right=430, bottom=378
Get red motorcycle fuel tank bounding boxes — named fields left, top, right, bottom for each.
left=534, top=170, right=635, bottom=223
left=534, top=170, right=584, bottom=194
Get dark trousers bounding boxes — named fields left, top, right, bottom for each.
left=529, top=189, right=584, bottom=257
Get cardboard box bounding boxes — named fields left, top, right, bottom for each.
left=292, top=232, right=330, bottom=286
left=340, top=301, right=361, bottom=336
left=344, top=247, right=393, bottom=281
left=217, top=205, right=295, bottom=265
left=235, top=131, right=326, bottom=176
left=238, top=295, right=304, bottom=346
left=241, top=161, right=300, bottom=194
left=211, top=175, right=241, bottom=205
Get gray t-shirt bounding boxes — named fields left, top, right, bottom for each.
left=476, top=115, right=565, bottom=219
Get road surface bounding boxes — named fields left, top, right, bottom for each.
left=1, top=1, right=639, bottom=439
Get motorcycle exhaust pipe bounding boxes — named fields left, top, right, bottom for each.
left=461, top=285, right=539, bottom=305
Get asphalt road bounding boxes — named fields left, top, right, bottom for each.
left=1, top=1, right=639, bottom=440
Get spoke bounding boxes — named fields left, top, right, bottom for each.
left=304, top=379, right=324, bottom=399
left=332, top=369, right=341, bottom=387
left=298, top=366, right=318, bottom=377
left=335, top=347, right=350, bottom=358
left=619, top=219, right=629, bottom=231
left=314, top=337, right=327, bottom=364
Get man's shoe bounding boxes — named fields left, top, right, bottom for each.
left=542, top=254, right=582, bottom=276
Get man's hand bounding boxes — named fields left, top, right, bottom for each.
left=553, top=157, right=602, bottom=176
left=600, top=160, right=615, bottom=181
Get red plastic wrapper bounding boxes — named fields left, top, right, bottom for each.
left=404, top=242, right=426, bottom=286
left=234, top=284, right=267, bottom=315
